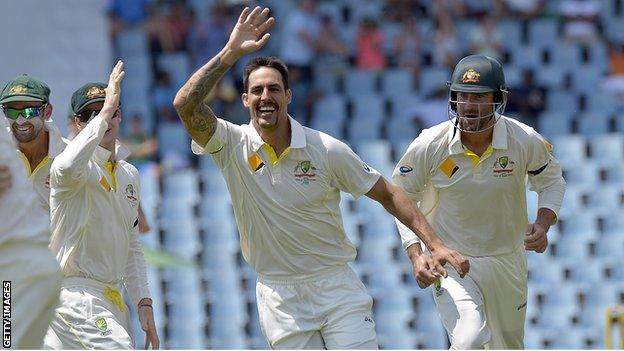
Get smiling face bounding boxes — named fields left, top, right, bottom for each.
left=3, top=101, right=51, bottom=143
left=242, top=66, right=292, bottom=132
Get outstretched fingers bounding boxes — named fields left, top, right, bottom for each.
left=245, top=6, right=262, bottom=24
left=237, top=7, right=250, bottom=24
left=257, top=16, right=275, bottom=34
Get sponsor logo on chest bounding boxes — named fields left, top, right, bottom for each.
left=124, top=184, right=138, bottom=207
left=493, top=156, right=515, bottom=177
left=293, top=160, right=317, bottom=184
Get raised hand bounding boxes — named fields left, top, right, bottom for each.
left=226, top=6, right=275, bottom=59
left=103, top=60, right=125, bottom=121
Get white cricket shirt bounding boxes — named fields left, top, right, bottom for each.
left=192, top=117, right=381, bottom=280
left=16, top=120, right=68, bottom=212
left=49, top=115, right=150, bottom=306
left=393, top=116, right=565, bottom=257
left=0, top=117, right=49, bottom=246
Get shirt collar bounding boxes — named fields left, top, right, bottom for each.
left=45, top=119, right=67, bottom=158
left=447, top=116, right=508, bottom=155
left=248, top=115, right=307, bottom=153
left=93, top=140, right=131, bottom=165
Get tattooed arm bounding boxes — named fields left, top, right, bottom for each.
left=173, top=6, right=274, bottom=147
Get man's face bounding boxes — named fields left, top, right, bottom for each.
left=456, top=92, right=495, bottom=132
left=74, top=101, right=121, bottom=148
left=242, top=67, right=291, bottom=131
left=3, top=101, right=51, bottom=143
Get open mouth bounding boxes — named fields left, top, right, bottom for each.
left=257, top=104, right=276, bottom=117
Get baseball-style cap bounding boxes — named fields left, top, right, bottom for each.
left=70, top=82, right=107, bottom=114
left=0, top=74, right=51, bottom=104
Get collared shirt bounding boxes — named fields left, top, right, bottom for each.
left=192, top=116, right=381, bottom=280
left=49, top=115, right=149, bottom=306
left=16, top=120, right=68, bottom=212
left=393, top=116, right=565, bottom=257
left=0, top=117, right=49, bottom=247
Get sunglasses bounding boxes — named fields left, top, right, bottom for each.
left=2, top=104, right=47, bottom=120
left=76, top=108, right=120, bottom=123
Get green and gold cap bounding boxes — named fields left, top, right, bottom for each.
left=0, top=74, right=50, bottom=104
left=70, top=82, right=107, bottom=114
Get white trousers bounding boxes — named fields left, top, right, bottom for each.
left=433, top=247, right=528, bottom=349
left=43, top=277, right=133, bottom=349
left=256, top=265, right=378, bottom=349
left=0, top=241, right=62, bottom=349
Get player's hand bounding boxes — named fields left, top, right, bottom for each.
left=430, top=245, right=470, bottom=279
left=411, top=253, right=442, bottom=288
left=524, top=222, right=548, bottom=253
left=0, top=165, right=12, bottom=196
left=102, top=60, right=125, bottom=122
left=226, top=6, right=275, bottom=59
left=138, top=300, right=159, bottom=349
left=138, top=203, right=151, bottom=234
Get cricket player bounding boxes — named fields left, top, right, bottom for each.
left=174, top=6, right=469, bottom=349
left=0, top=74, right=68, bottom=212
left=393, top=55, right=566, bottom=349
left=0, top=114, right=62, bottom=349
left=43, top=61, right=159, bottom=349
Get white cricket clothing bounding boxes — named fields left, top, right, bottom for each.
left=0, top=117, right=49, bottom=247
left=47, top=115, right=149, bottom=333
left=0, top=117, right=62, bottom=349
left=393, top=116, right=565, bottom=349
left=192, top=116, right=381, bottom=280
left=392, top=116, right=565, bottom=256
left=433, top=246, right=527, bottom=349
left=15, top=119, right=68, bottom=212
left=43, top=277, right=133, bottom=349
left=256, top=265, right=378, bottom=349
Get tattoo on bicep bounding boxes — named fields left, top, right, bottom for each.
left=180, top=58, right=230, bottom=112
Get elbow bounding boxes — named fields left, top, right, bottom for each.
left=172, top=93, right=186, bottom=113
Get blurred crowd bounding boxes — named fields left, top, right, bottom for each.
left=105, top=0, right=624, bottom=168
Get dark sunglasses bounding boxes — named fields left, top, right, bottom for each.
left=2, top=104, right=47, bottom=120
left=76, top=108, right=120, bottom=123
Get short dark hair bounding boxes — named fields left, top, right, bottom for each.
left=243, top=56, right=290, bottom=92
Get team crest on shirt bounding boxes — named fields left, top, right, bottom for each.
left=95, top=317, right=112, bottom=336
left=294, top=160, right=317, bottom=184
left=124, top=184, right=138, bottom=207
left=493, top=156, right=515, bottom=178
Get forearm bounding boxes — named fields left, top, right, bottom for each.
left=536, top=176, right=565, bottom=220
left=383, top=186, right=445, bottom=251
left=53, top=116, right=107, bottom=180
left=123, top=228, right=151, bottom=307
left=173, top=47, right=235, bottom=146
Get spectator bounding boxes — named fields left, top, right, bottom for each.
left=124, top=114, right=157, bottom=172
left=152, top=70, right=178, bottom=122
left=315, top=15, right=349, bottom=75
left=394, top=15, right=422, bottom=78
left=279, top=0, right=321, bottom=84
left=144, top=3, right=174, bottom=57
left=432, top=13, right=460, bottom=69
left=107, top=0, right=151, bottom=40
left=469, top=15, right=503, bottom=61
left=165, top=0, right=193, bottom=52
left=602, top=42, right=624, bottom=95
left=356, top=18, right=387, bottom=70
left=188, top=3, right=232, bottom=71
left=496, top=0, right=544, bottom=19
left=507, top=69, right=546, bottom=127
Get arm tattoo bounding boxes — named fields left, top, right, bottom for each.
left=175, top=57, right=231, bottom=143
